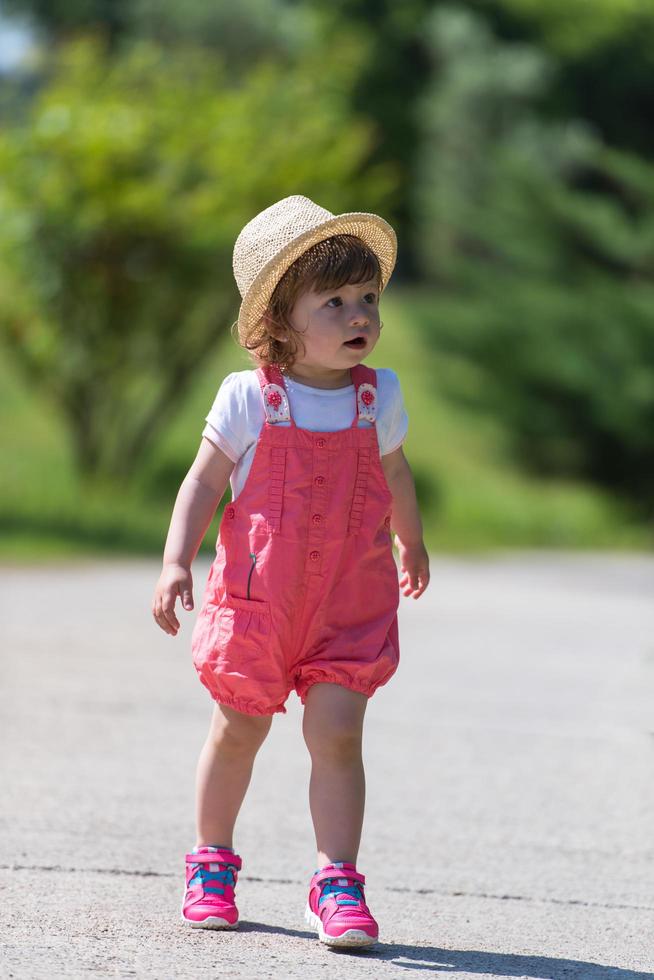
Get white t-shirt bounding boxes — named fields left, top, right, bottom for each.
left=202, top=368, right=408, bottom=501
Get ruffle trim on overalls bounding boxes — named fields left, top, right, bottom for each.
left=196, top=662, right=289, bottom=715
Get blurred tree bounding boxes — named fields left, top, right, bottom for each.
left=473, top=0, right=654, bottom=157
left=0, top=38, right=397, bottom=479
left=3, top=0, right=130, bottom=43
left=9, top=0, right=654, bottom=275
left=413, top=5, right=556, bottom=281
left=2, top=0, right=347, bottom=72
left=128, top=0, right=318, bottom=66
left=488, top=0, right=654, bottom=57
left=412, top=6, right=654, bottom=512
left=2, top=0, right=434, bottom=276
left=301, top=0, right=433, bottom=278
left=130, top=0, right=433, bottom=277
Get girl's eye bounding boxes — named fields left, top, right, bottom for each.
left=326, top=293, right=377, bottom=307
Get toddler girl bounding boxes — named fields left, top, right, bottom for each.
left=152, top=195, right=430, bottom=947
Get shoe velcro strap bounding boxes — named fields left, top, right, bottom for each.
left=313, top=867, right=365, bottom=887
left=185, top=852, right=242, bottom=870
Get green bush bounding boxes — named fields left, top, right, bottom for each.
left=412, top=7, right=654, bottom=515
left=0, top=37, right=397, bottom=480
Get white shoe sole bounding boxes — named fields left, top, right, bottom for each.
left=181, top=913, right=238, bottom=929
left=304, top=904, right=377, bottom=948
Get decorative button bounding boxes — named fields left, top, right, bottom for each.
left=315, top=437, right=326, bottom=449
left=266, top=390, right=282, bottom=409
left=309, top=550, right=321, bottom=562
left=311, top=514, right=322, bottom=526
left=225, top=506, right=235, bottom=520
left=314, top=475, right=326, bottom=487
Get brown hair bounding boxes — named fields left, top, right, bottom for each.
left=238, top=234, right=382, bottom=371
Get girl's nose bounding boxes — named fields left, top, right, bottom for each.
left=351, top=305, right=370, bottom=325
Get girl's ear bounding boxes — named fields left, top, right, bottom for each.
left=263, top=312, right=289, bottom=343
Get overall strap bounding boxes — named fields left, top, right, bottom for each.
left=349, top=364, right=378, bottom=428
left=347, top=364, right=378, bottom=535
left=256, top=364, right=294, bottom=426
left=255, top=365, right=291, bottom=532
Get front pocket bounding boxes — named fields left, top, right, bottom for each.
left=218, top=594, right=270, bottom=647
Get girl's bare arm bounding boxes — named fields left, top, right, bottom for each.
left=381, top=446, right=430, bottom=599
left=152, top=437, right=235, bottom=635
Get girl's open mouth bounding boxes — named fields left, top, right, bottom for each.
left=343, top=337, right=367, bottom=349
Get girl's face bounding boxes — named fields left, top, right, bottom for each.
left=287, top=278, right=381, bottom=384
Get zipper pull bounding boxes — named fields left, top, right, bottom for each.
left=246, top=552, right=257, bottom=600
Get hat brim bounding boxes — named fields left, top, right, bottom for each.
left=236, top=211, right=397, bottom=343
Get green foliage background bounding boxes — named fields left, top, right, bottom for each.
left=0, top=0, right=652, bottom=557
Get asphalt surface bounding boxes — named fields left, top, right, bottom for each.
left=2, top=553, right=654, bottom=979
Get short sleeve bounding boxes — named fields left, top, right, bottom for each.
left=202, top=372, right=262, bottom=464
left=376, top=369, right=409, bottom=456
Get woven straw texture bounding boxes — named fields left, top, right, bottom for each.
left=232, top=195, right=397, bottom=341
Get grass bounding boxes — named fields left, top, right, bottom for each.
left=0, top=285, right=649, bottom=562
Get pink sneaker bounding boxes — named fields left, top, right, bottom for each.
left=181, top=846, right=242, bottom=929
left=305, top=862, right=378, bottom=947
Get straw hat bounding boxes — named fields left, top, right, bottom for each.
left=232, top=194, right=397, bottom=342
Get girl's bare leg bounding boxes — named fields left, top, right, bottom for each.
left=195, top=703, right=272, bottom=848
left=302, top=682, right=368, bottom=868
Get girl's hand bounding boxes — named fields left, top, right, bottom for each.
left=395, top=537, right=430, bottom=599
left=152, top=562, right=194, bottom=636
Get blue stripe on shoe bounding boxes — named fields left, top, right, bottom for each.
left=189, top=867, right=236, bottom=889
left=318, top=882, right=364, bottom=907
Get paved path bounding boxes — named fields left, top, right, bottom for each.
left=2, top=554, right=654, bottom=979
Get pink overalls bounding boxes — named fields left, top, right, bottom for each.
left=191, top=363, right=400, bottom=715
